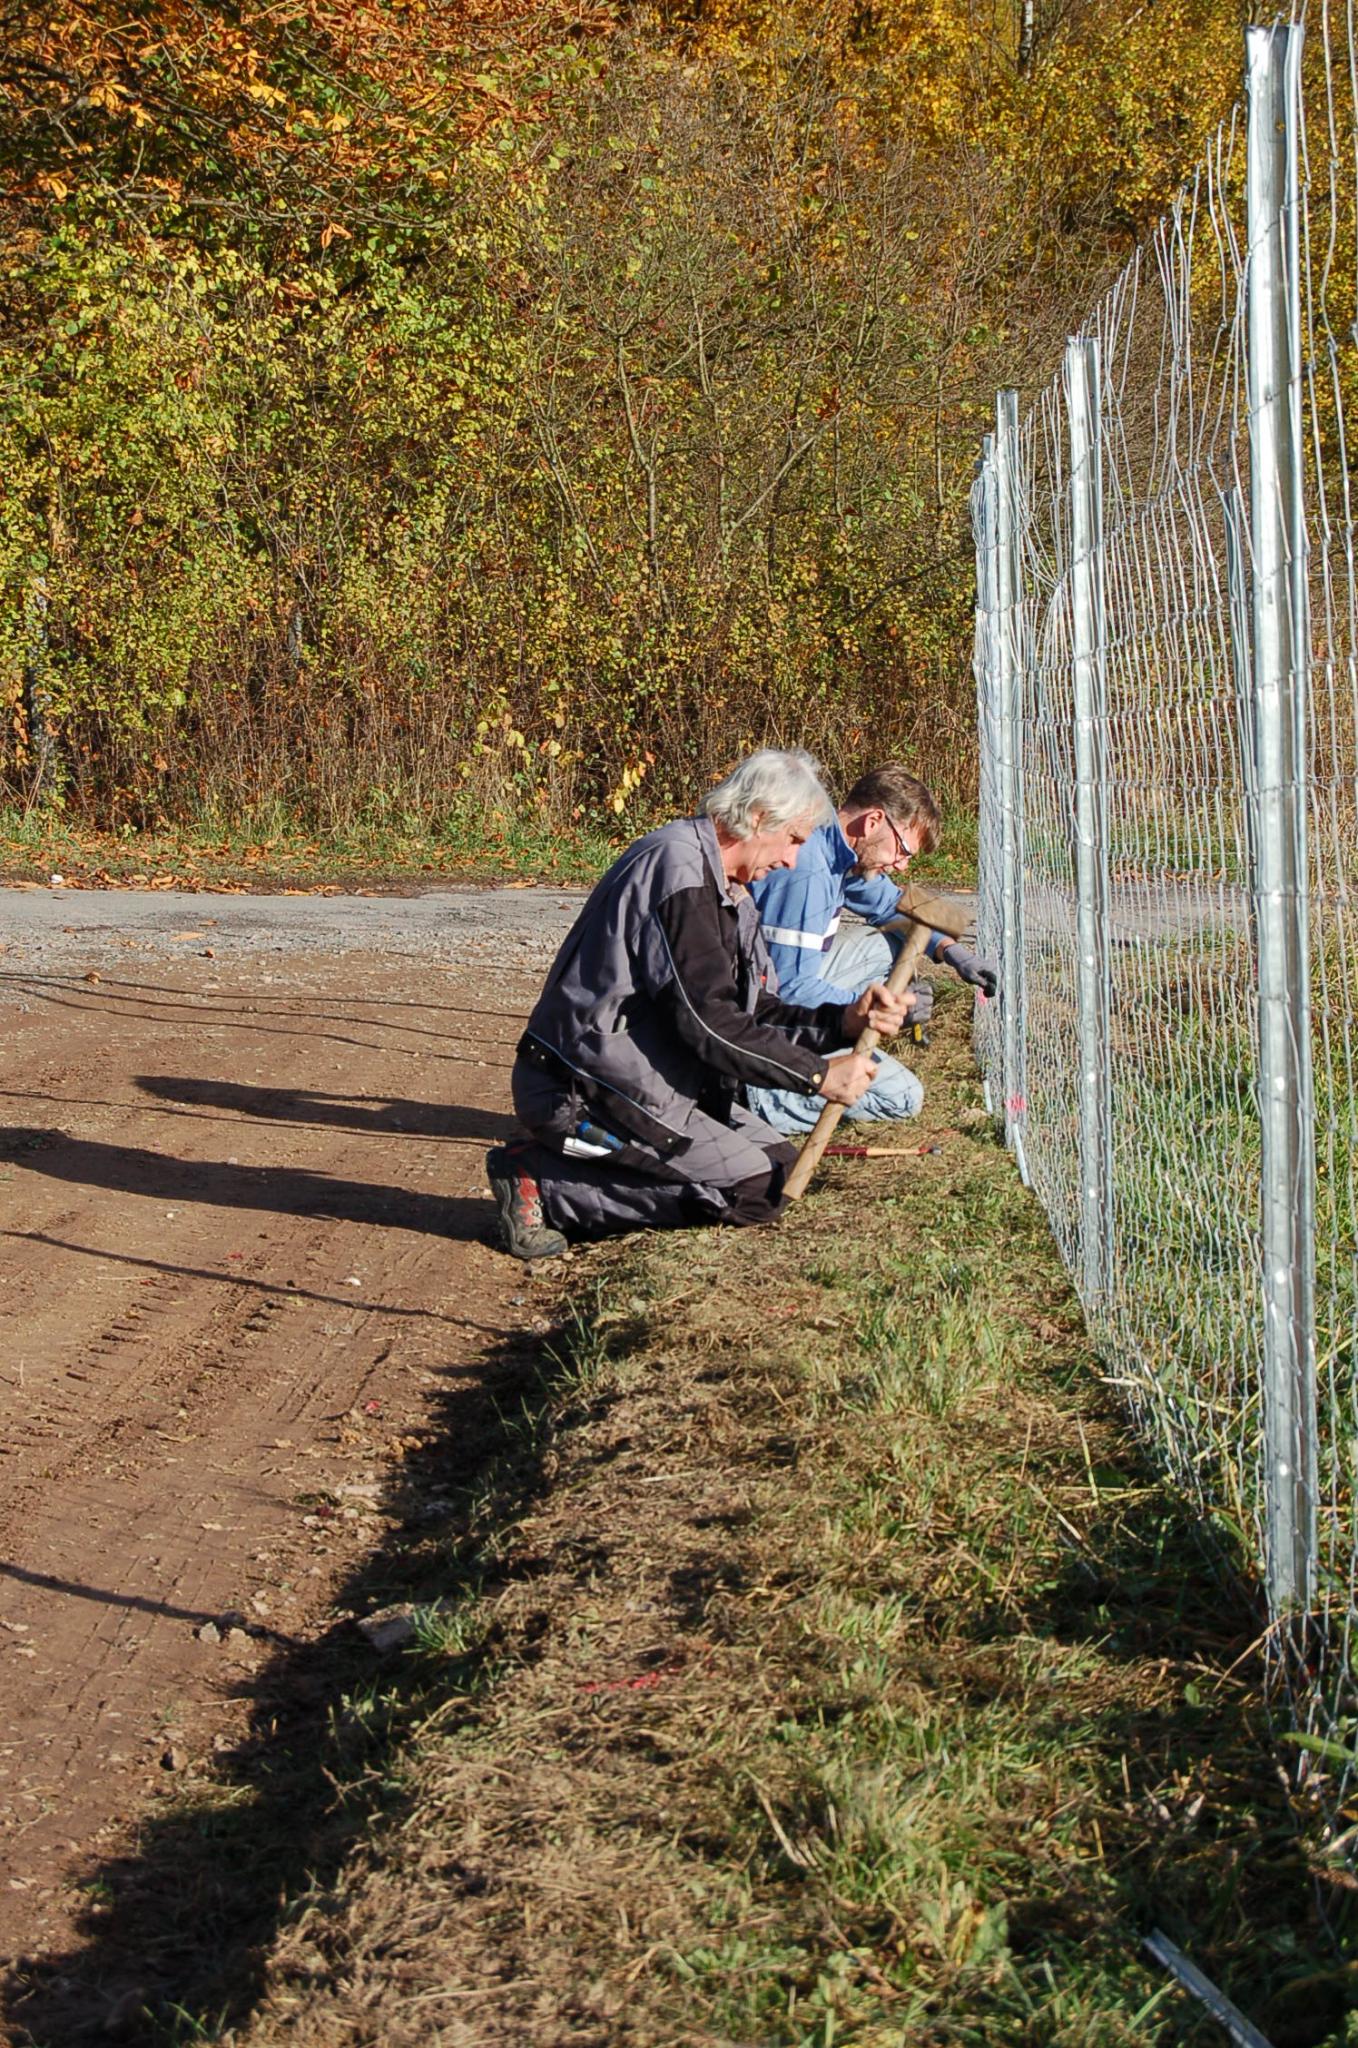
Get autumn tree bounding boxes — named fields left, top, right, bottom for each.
left=0, top=0, right=1253, bottom=831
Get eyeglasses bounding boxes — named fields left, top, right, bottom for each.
left=881, top=812, right=916, bottom=866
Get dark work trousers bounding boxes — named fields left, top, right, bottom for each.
left=510, top=1058, right=799, bottom=1242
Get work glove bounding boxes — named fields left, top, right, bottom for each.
left=937, top=942, right=998, bottom=998
left=906, top=979, right=934, bottom=1028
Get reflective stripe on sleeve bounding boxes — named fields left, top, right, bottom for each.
left=761, top=914, right=842, bottom=953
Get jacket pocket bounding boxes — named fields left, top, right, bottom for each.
left=518, top=1031, right=686, bottom=1158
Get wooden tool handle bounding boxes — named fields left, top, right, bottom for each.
left=783, top=920, right=933, bottom=1202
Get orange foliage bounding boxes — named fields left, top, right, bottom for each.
left=2, top=0, right=616, bottom=220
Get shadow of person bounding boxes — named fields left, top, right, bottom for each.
left=0, top=1127, right=486, bottom=1238
left=134, top=1076, right=517, bottom=1144
left=1, top=1314, right=576, bottom=2044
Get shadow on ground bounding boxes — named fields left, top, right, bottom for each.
left=135, top=1076, right=515, bottom=1141
left=1, top=1122, right=515, bottom=1233
left=1, top=1305, right=573, bottom=2045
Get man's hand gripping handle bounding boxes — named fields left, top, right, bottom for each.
left=783, top=919, right=933, bottom=1202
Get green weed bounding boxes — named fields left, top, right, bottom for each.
left=407, top=1600, right=484, bottom=1662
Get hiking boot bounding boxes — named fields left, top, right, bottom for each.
left=486, top=1145, right=567, bottom=1261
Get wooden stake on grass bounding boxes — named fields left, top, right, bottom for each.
left=784, top=919, right=933, bottom=1201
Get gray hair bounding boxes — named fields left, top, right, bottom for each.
left=701, top=748, right=833, bottom=840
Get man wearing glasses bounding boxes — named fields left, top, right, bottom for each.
left=745, top=764, right=997, bottom=1134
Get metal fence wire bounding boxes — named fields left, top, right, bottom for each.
left=973, top=7, right=1358, bottom=1815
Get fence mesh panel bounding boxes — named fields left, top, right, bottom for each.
left=973, top=6, right=1358, bottom=1808
left=1298, top=1, right=1358, bottom=1767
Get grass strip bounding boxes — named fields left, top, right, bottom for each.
left=19, top=984, right=1354, bottom=2047
left=0, top=806, right=977, bottom=896
left=0, top=803, right=620, bottom=891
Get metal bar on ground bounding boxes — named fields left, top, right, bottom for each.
left=1142, top=1930, right=1276, bottom=2048
left=1245, top=20, right=1317, bottom=1615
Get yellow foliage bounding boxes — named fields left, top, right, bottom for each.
left=661, top=0, right=1243, bottom=248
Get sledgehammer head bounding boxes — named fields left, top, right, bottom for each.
left=884, top=884, right=976, bottom=942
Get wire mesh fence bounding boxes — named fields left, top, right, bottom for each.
left=973, top=7, right=1358, bottom=1816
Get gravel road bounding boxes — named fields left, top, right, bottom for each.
left=0, top=883, right=588, bottom=988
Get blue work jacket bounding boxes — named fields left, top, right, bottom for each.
left=749, top=819, right=901, bottom=1008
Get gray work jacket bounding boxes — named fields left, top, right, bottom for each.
left=517, top=814, right=846, bottom=1154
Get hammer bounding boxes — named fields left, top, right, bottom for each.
left=783, top=917, right=935, bottom=1201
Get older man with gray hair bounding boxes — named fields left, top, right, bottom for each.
left=487, top=748, right=908, bottom=1259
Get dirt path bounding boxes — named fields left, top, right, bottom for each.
left=0, top=887, right=579, bottom=1973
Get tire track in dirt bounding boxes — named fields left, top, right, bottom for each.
left=0, top=924, right=567, bottom=1965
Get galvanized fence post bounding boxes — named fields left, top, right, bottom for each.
left=1245, top=21, right=1317, bottom=1616
left=994, top=389, right=1029, bottom=1182
left=1065, top=337, right=1114, bottom=1307
left=971, top=434, right=1001, bottom=1117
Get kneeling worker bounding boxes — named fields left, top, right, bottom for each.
left=746, top=763, right=997, bottom=1133
left=486, top=748, right=908, bottom=1260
